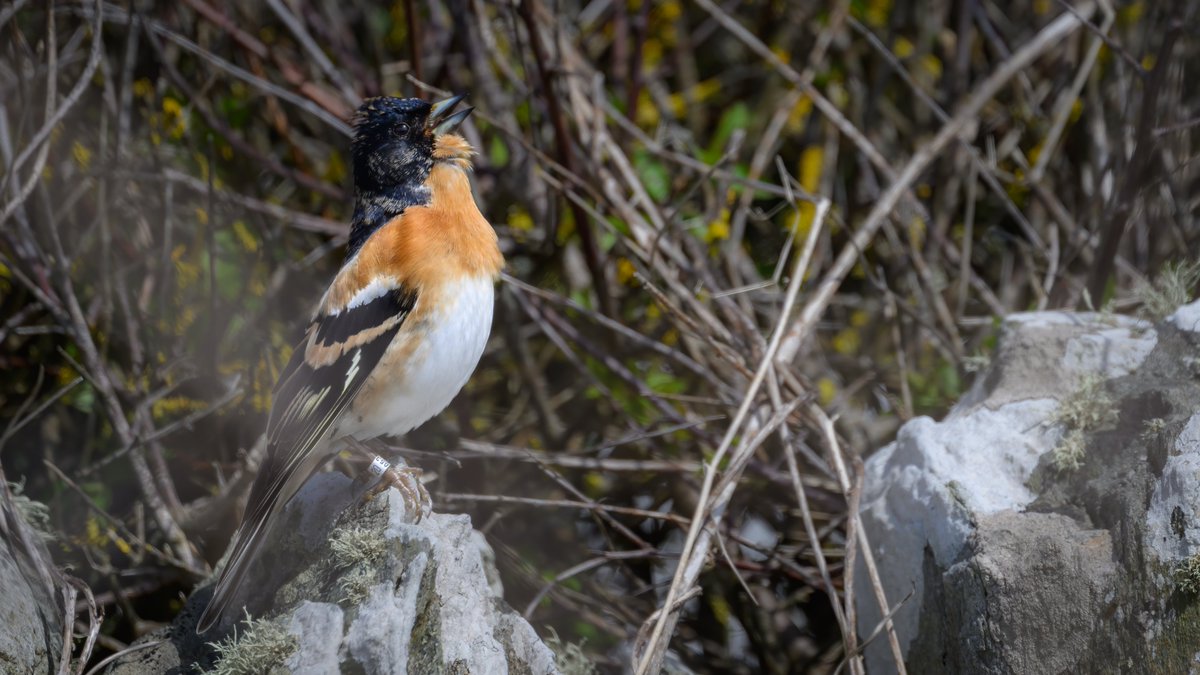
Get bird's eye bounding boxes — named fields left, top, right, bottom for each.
left=396, top=123, right=411, bottom=135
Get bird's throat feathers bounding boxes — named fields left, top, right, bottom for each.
left=349, top=184, right=429, bottom=258
left=431, top=134, right=475, bottom=168
left=347, top=134, right=477, bottom=260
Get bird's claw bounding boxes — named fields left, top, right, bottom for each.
left=341, top=436, right=431, bottom=522
left=363, top=460, right=431, bottom=523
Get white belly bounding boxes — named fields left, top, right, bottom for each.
left=332, top=275, right=494, bottom=441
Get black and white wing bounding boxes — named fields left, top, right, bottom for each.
left=196, top=283, right=417, bottom=633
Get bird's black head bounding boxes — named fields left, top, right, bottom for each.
left=347, top=94, right=473, bottom=257
left=351, top=97, right=435, bottom=194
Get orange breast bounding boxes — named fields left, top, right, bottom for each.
left=325, top=163, right=503, bottom=311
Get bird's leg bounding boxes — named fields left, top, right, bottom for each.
left=343, top=437, right=380, bottom=487
left=339, top=437, right=431, bottom=522
left=364, top=461, right=430, bottom=522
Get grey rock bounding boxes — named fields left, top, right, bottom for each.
left=286, top=603, right=343, bottom=674
left=106, top=473, right=558, bottom=674
left=0, top=547, right=57, bottom=675
left=1169, top=298, right=1200, bottom=333
left=909, top=511, right=1117, bottom=674
left=1146, top=413, right=1200, bottom=563
left=0, top=535, right=61, bottom=675
left=0, top=481, right=64, bottom=675
left=859, top=306, right=1200, bottom=673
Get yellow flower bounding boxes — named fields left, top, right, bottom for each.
left=789, top=146, right=825, bottom=236
left=113, top=536, right=132, bottom=556
left=508, top=206, right=534, bottom=231
left=132, top=78, right=154, bottom=100
left=800, top=146, right=823, bottom=193
left=832, top=327, right=861, bottom=355
left=152, top=396, right=207, bottom=419
left=72, top=141, right=92, bottom=169
left=708, top=594, right=731, bottom=626
left=786, top=95, right=813, bottom=133
left=636, top=91, right=660, bottom=127
left=655, top=0, right=681, bottom=21
left=908, top=216, right=925, bottom=248
left=919, top=54, right=943, bottom=80
left=85, top=517, right=105, bottom=547
left=704, top=209, right=731, bottom=243
left=817, top=377, right=838, bottom=406
left=864, top=0, right=892, bottom=27
left=162, top=96, right=187, bottom=140
left=1118, top=1, right=1144, bottom=26
left=616, top=258, right=636, bottom=285
left=232, top=220, right=258, bottom=252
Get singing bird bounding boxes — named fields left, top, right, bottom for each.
left=196, top=95, right=503, bottom=634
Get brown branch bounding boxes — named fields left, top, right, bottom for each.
left=144, top=26, right=346, bottom=200
left=179, top=0, right=353, bottom=121
left=517, top=0, right=614, bottom=317
left=404, top=0, right=423, bottom=91
left=1085, top=16, right=1182, bottom=303
left=778, top=1, right=1097, bottom=366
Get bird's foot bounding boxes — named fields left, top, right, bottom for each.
left=367, top=462, right=431, bottom=522
left=339, top=436, right=430, bottom=521
left=362, top=455, right=431, bottom=523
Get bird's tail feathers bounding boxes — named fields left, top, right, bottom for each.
left=194, top=512, right=273, bottom=634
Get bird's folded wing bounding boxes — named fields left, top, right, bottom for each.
left=197, top=280, right=418, bottom=633
left=266, top=284, right=418, bottom=483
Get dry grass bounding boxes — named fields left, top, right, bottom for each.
left=1050, top=373, right=1117, bottom=472
left=1136, top=259, right=1200, bottom=320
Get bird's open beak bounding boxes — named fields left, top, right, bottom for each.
left=428, top=94, right=473, bottom=135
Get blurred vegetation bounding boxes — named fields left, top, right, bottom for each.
left=0, top=0, right=1196, bottom=672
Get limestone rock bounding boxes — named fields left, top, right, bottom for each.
left=858, top=304, right=1200, bottom=673
left=0, top=481, right=63, bottom=675
left=105, top=473, right=558, bottom=674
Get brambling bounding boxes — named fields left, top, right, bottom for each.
left=197, top=94, right=503, bottom=634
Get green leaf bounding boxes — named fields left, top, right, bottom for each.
left=217, top=95, right=252, bottom=129
left=606, top=215, right=630, bottom=236
left=70, top=384, right=95, bottom=414
left=488, top=136, right=509, bottom=167
left=646, top=369, right=686, bottom=395
left=82, top=481, right=111, bottom=511
left=707, top=102, right=750, bottom=156
left=573, top=621, right=598, bottom=641
left=634, top=151, right=669, bottom=202
left=599, top=229, right=618, bottom=253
